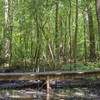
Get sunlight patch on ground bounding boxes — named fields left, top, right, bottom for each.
left=9, top=95, right=32, bottom=99
left=74, top=92, right=84, bottom=97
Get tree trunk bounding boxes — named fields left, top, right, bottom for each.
left=34, top=14, right=41, bottom=72
left=55, top=2, right=59, bottom=59
left=83, top=12, right=87, bottom=62
left=68, top=0, right=72, bottom=69
left=88, top=0, right=96, bottom=61
left=95, top=0, right=100, bottom=51
left=5, top=0, right=10, bottom=64
left=64, top=9, right=67, bottom=62
left=73, top=0, right=78, bottom=67
left=59, top=16, right=63, bottom=59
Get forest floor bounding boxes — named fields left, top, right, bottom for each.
left=0, top=60, right=100, bottom=72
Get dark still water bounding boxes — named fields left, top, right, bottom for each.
left=0, top=88, right=100, bottom=100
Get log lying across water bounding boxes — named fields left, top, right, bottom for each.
left=0, top=78, right=100, bottom=89
left=0, top=80, right=44, bottom=89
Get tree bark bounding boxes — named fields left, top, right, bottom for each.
left=95, top=0, right=100, bottom=50
left=73, top=0, right=78, bottom=66
left=83, top=12, right=87, bottom=62
left=55, top=2, right=59, bottom=59
left=68, top=0, right=72, bottom=69
left=88, top=0, right=96, bottom=60
left=5, top=0, right=10, bottom=63
left=59, top=16, right=63, bottom=58
left=34, top=14, right=41, bottom=72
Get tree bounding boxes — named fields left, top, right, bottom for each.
left=5, top=0, right=10, bottom=63
left=73, top=0, right=78, bottom=66
left=83, top=12, right=87, bottom=62
left=0, top=0, right=99, bottom=71
left=68, top=0, right=72, bottom=68
left=95, top=0, right=100, bottom=50
left=88, top=0, right=96, bottom=60
left=55, top=1, right=59, bottom=59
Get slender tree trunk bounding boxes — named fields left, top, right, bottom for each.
left=24, top=31, right=27, bottom=66
left=5, top=0, right=10, bottom=64
left=83, top=12, right=87, bottom=62
left=73, top=0, right=78, bottom=66
left=9, top=0, right=14, bottom=66
left=59, top=16, right=63, bottom=59
left=68, top=0, right=72, bottom=69
left=64, top=12, right=67, bottom=60
left=9, top=26, right=13, bottom=65
left=31, top=30, right=34, bottom=66
left=55, top=2, right=59, bottom=58
left=95, top=0, right=100, bottom=51
left=88, top=0, right=96, bottom=61
left=34, top=14, right=41, bottom=72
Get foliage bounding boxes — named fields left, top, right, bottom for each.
left=62, top=61, right=100, bottom=71
left=0, top=0, right=99, bottom=72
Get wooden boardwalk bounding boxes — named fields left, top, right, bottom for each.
left=0, top=70, right=100, bottom=93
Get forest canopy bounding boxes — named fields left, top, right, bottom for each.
left=0, top=0, right=100, bottom=72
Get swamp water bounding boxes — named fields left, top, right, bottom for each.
left=0, top=87, right=100, bottom=100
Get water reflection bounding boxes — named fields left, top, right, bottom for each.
left=0, top=88, right=100, bottom=100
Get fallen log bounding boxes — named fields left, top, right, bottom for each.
left=0, top=78, right=100, bottom=89
left=0, top=80, right=45, bottom=89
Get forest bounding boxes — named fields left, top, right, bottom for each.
left=0, top=0, right=100, bottom=72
